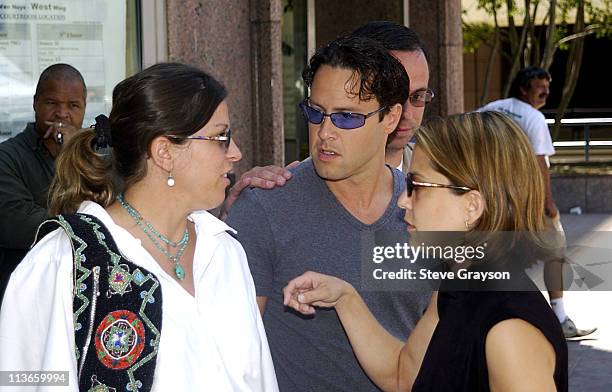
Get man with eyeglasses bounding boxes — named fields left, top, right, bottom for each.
left=479, top=66, right=596, bottom=339
left=226, top=35, right=432, bottom=391
left=222, top=21, right=433, bottom=216
left=351, top=21, right=433, bottom=173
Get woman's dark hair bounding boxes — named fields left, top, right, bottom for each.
left=49, top=62, right=227, bottom=214
left=110, top=62, right=227, bottom=186
left=302, top=35, right=409, bottom=120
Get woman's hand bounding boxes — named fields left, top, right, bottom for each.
left=283, top=271, right=355, bottom=315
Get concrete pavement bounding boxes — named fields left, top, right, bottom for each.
left=558, top=214, right=612, bottom=391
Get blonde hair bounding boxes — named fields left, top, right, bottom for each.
left=415, top=111, right=546, bottom=233
left=48, top=129, right=115, bottom=215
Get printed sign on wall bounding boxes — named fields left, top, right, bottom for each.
left=0, top=0, right=126, bottom=141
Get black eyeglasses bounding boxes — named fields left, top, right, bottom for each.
left=298, top=100, right=387, bottom=130
left=168, top=128, right=232, bottom=150
left=408, top=89, right=435, bottom=107
left=406, top=172, right=472, bottom=197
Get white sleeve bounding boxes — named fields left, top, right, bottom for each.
left=524, top=111, right=555, bottom=156
left=251, top=267, right=279, bottom=392
left=211, top=235, right=279, bottom=392
left=0, top=229, right=79, bottom=391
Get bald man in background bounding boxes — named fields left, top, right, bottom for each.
left=0, top=63, right=87, bottom=301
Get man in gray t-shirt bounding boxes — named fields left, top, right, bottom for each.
left=227, top=35, right=431, bottom=391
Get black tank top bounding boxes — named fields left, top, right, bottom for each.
left=412, top=278, right=568, bottom=391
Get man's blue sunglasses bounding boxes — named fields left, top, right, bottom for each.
left=298, top=100, right=387, bottom=130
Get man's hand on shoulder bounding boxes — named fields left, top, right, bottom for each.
left=220, top=161, right=300, bottom=220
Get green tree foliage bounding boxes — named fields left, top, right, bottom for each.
left=464, top=0, right=612, bottom=136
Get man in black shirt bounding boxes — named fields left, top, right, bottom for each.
left=0, top=63, right=86, bottom=301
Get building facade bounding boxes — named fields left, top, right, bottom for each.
left=0, top=0, right=464, bottom=174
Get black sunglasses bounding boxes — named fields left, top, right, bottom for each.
left=406, top=172, right=472, bottom=197
left=167, top=128, right=232, bottom=150
left=299, top=100, right=387, bottom=130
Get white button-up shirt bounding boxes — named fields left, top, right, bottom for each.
left=0, top=201, right=278, bottom=392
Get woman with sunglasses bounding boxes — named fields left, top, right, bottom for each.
left=0, top=63, right=278, bottom=391
left=283, top=111, right=567, bottom=391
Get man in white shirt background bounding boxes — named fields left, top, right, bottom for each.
left=480, top=66, right=596, bottom=338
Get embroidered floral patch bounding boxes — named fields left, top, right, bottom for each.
left=95, top=310, right=145, bottom=370
left=39, top=214, right=162, bottom=392
left=108, top=264, right=133, bottom=295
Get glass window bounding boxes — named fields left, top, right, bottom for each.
left=282, top=0, right=309, bottom=163
left=0, top=0, right=141, bottom=141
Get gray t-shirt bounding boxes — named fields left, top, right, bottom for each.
left=227, top=159, right=431, bottom=391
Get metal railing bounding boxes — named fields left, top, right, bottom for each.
left=545, top=118, right=612, bottom=162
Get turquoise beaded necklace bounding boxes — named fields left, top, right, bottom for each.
left=117, top=193, right=188, bottom=280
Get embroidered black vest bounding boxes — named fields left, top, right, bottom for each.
left=36, top=213, right=163, bottom=392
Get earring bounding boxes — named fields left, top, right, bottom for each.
left=167, top=173, right=175, bottom=187
left=464, top=217, right=470, bottom=230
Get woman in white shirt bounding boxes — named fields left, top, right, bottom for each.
left=0, top=62, right=278, bottom=392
